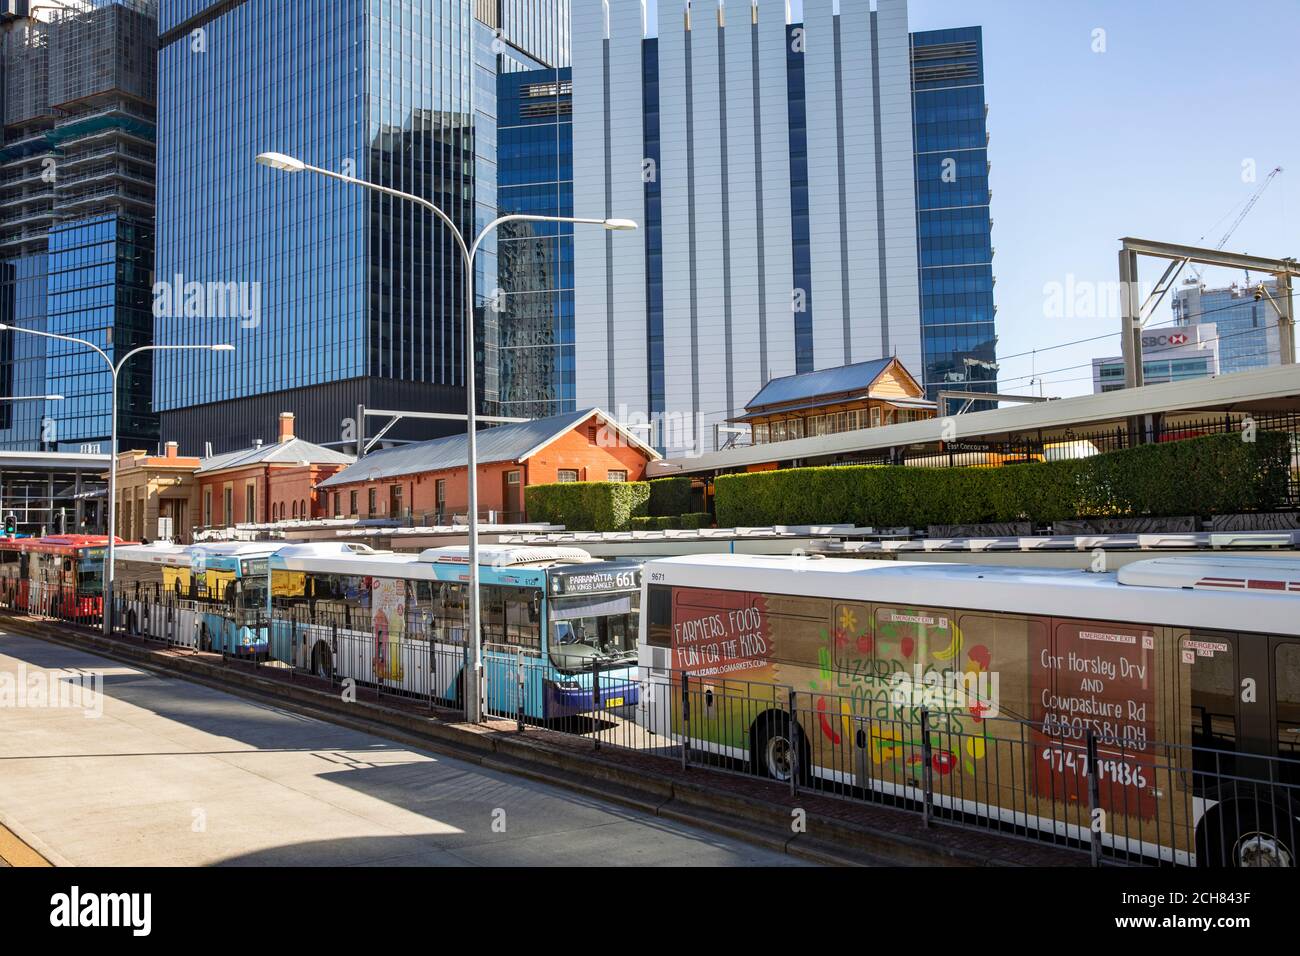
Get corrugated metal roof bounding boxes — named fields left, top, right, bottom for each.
left=745, top=358, right=895, bottom=410
left=317, top=408, right=634, bottom=489
left=197, top=437, right=354, bottom=474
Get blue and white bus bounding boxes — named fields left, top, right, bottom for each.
left=268, top=542, right=642, bottom=721
left=114, top=541, right=279, bottom=656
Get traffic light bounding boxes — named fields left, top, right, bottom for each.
left=3, top=514, right=16, bottom=537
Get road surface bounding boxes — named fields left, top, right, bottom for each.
left=0, top=629, right=806, bottom=866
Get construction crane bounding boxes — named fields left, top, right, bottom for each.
left=1189, top=165, right=1283, bottom=283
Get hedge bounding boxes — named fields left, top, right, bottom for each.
left=647, top=477, right=692, bottom=517
left=525, top=480, right=650, bottom=532
left=679, top=512, right=712, bottom=529
left=714, top=432, right=1292, bottom=528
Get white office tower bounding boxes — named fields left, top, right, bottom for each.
left=571, top=0, right=922, bottom=456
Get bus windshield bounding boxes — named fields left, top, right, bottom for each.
left=548, top=591, right=640, bottom=673
left=77, top=550, right=104, bottom=596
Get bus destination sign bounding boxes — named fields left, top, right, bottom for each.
left=551, top=565, right=640, bottom=595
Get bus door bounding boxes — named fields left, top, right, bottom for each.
left=481, top=585, right=544, bottom=719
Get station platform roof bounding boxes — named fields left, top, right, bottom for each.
left=649, top=364, right=1300, bottom=478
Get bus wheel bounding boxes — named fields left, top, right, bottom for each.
left=312, top=643, right=333, bottom=679
left=753, top=713, right=808, bottom=784
left=1199, top=803, right=1295, bottom=867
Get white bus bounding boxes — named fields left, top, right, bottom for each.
left=269, top=542, right=642, bottom=720
left=114, top=541, right=280, bottom=654
left=637, top=552, right=1300, bottom=866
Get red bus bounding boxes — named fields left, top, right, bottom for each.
left=0, top=535, right=132, bottom=623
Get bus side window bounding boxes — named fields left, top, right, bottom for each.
left=1275, top=643, right=1300, bottom=784
left=647, top=585, right=672, bottom=648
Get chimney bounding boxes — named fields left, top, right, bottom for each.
left=165, top=441, right=179, bottom=460
left=279, top=412, right=295, bottom=443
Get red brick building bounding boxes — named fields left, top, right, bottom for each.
left=195, top=413, right=354, bottom=529
left=316, top=409, right=659, bottom=523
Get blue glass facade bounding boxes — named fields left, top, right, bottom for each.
left=155, top=0, right=368, bottom=433
left=1173, top=282, right=1282, bottom=375
left=495, top=65, right=575, bottom=418
left=785, top=24, right=814, bottom=374
left=0, top=255, right=50, bottom=448
left=641, top=38, right=664, bottom=421
left=46, top=213, right=157, bottom=452
left=910, top=27, right=997, bottom=400
left=155, top=0, right=494, bottom=452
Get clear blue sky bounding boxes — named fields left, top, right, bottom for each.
left=913, top=0, right=1297, bottom=396
left=647, top=1, right=1298, bottom=396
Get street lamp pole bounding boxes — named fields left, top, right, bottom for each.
left=0, top=323, right=232, bottom=634
left=255, top=151, right=636, bottom=722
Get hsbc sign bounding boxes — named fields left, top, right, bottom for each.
left=1142, top=331, right=1190, bottom=348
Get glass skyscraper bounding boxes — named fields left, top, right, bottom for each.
left=911, top=26, right=997, bottom=401
left=495, top=65, right=575, bottom=418
left=155, top=0, right=568, bottom=453
left=0, top=0, right=160, bottom=453
left=1173, top=280, right=1283, bottom=375
left=46, top=213, right=158, bottom=451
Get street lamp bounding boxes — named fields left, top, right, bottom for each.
left=256, top=150, right=637, bottom=722
left=0, top=323, right=234, bottom=634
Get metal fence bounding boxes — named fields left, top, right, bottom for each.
left=606, top=671, right=1299, bottom=867
left=0, top=578, right=103, bottom=629
left=7, top=587, right=1297, bottom=867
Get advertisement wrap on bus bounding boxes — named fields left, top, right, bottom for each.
left=639, top=553, right=1300, bottom=866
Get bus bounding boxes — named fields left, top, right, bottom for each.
left=114, top=541, right=279, bottom=656
left=0, top=535, right=126, bottom=622
left=269, top=542, right=642, bottom=721
left=637, top=552, right=1300, bottom=866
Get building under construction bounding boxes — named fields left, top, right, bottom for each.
left=0, top=0, right=157, bottom=451
left=0, top=0, right=158, bottom=533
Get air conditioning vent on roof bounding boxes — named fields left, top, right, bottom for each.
left=1118, top=557, right=1300, bottom=593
